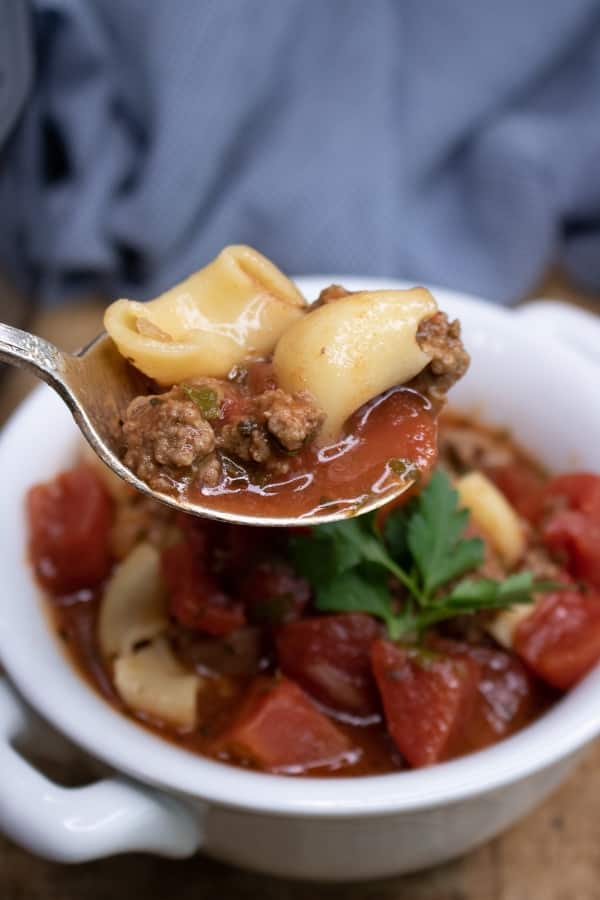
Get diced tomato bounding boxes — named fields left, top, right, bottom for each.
left=162, top=541, right=244, bottom=636
left=431, top=638, right=540, bottom=748
left=543, top=473, right=600, bottom=522
left=175, top=513, right=212, bottom=558
left=176, top=514, right=274, bottom=586
left=543, top=510, right=600, bottom=589
left=488, top=463, right=545, bottom=524
left=240, top=560, right=310, bottom=624
left=514, top=591, right=600, bottom=690
left=539, top=473, right=600, bottom=589
left=371, top=639, right=480, bottom=767
left=218, top=677, right=353, bottom=772
left=245, top=360, right=278, bottom=394
left=27, top=465, right=113, bottom=593
left=222, top=525, right=274, bottom=579
left=276, top=614, right=381, bottom=718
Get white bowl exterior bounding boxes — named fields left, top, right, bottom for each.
left=199, top=752, right=581, bottom=880
left=1, top=280, right=600, bottom=877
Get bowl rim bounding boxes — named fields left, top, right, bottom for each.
left=1, top=278, right=600, bottom=819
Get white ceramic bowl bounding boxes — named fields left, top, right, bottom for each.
left=1, top=280, right=600, bottom=881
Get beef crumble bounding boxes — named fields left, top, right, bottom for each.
left=413, top=312, right=470, bottom=409
left=121, top=377, right=324, bottom=491
left=123, top=391, right=216, bottom=491
left=439, top=423, right=515, bottom=476
left=315, top=284, right=352, bottom=305
left=256, top=389, right=324, bottom=451
left=217, top=388, right=324, bottom=476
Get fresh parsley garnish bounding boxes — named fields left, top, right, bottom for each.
left=290, top=470, right=555, bottom=640
left=181, top=384, right=220, bottom=420
left=405, top=471, right=485, bottom=599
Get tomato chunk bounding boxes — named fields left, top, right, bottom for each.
left=162, top=541, right=244, bottom=636
left=218, top=677, right=353, bottom=772
left=539, top=474, right=600, bottom=589
left=543, top=510, right=600, bottom=589
left=544, top=473, right=600, bottom=522
left=371, top=639, right=480, bottom=767
left=27, top=465, right=113, bottom=593
left=277, top=614, right=380, bottom=718
left=240, top=560, right=310, bottom=624
left=488, top=463, right=545, bottom=524
left=514, top=591, right=600, bottom=690
left=431, top=637, right=541, bottom=748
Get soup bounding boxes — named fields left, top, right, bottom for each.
left=27, top=415, right=600, bottom=775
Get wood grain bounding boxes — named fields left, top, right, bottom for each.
left=2, top=746, right=600, bottom=900
left=1, top=271, right=599, bottom=898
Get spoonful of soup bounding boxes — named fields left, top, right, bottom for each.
left=0, top=246, right=468, bottom=526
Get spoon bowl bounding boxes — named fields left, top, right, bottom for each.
left=0, top=323, right=414, bottom=526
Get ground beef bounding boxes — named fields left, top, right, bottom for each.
left=519, top=543, right=563, bottom=581
left=122, top=376, right=325, bottom=491
left=315, top=284, right=353, bottom=306
left=439, top=424, right=515, bottom=476
left=122, top=389, right=216, bottom=491
left=218, top=388, right=324, bottom=474
left=218, top=421, right=272, bottom=465
left=195, top=453, right=222, bottom=487
left=412, top=312, right=470, bottom=408
left=257, top=389, right=325, bottom=451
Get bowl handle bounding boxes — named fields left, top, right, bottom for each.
left=517, top=300, right=600, bottom=367
left=0, top=677, right=204, bottom=862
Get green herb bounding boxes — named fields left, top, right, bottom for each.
left=314, top=569, right=400, bottom=635
left=290, top=470, right=556, bottom=641
left=290, top=513, right=416, bottom=593
left=388, top=458, right=412, bottom=477
left=397, top=572, right=556, bottom=635
left=406, top=471, right=485, bottom=600
left=181, top=384, right=220, bottom=419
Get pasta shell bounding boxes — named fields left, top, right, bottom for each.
left=273, top=288, right=437, bottom=441
left=99, top=543, right=169, bottom=658
left=113, top=637, right=200, bottom=729
left=104, top=245, right=305, bottom=383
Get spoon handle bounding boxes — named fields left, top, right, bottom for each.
left=0, top=322, right=67, bottom=388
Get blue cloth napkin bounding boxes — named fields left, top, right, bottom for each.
left=1, top=0, right=600, bottom=305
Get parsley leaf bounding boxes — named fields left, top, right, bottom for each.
left=181, top=384, right=220, bottom=419
left=314, top=569, right=398, bottom=634
left=383, top=502, right=412, bottom=564
left=289, top=469, right=554, bottom=642
left=406, top=572, right=557, bottom=634
left=405, top=471, right=484, bottom=598
left=291, top=513, right=419, bottom=597
left=289, top=521, right=364, bottom=584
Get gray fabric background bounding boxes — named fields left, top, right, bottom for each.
left=1, top=0, right=600, bottom=305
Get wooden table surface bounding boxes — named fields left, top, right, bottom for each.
left=1, top=269, right=599, bottom=900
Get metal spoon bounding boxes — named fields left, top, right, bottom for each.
left=0, top=322, right=415, bottom=526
